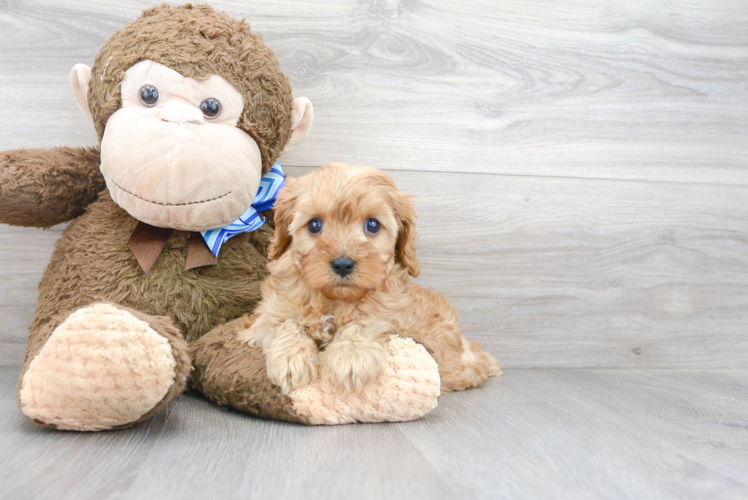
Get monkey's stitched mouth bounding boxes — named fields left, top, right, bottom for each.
left=112, top=181, right=232, bottom=207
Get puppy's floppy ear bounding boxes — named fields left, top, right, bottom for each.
left=393, top=192, right=420, bottom=277
left=268, top=178, right=298, bottom=260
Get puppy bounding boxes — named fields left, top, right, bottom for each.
left=241, top=162, right=501, bottom=394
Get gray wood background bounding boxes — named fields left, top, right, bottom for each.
left=1, top=0, right=746, bottom=368
left=1, top=2, right=747, bottom=499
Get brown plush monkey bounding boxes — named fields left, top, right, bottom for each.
left=0, top=4, right=440, bottom=430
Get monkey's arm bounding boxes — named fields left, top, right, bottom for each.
left=0, top=146, right=105, bottom=227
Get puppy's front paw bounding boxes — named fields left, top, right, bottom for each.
left=263, top=327, right=318, bottom=394
left=325, top=340, right=387, bottom=393
left=266, top=347, right=318, bottom=394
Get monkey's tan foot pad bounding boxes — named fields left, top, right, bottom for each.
left=19, top=303, right=187, bottom=431
left=291, top=336, right=442, bottom=425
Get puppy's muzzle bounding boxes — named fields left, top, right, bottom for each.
left=331, top=257, right=355, bottom=278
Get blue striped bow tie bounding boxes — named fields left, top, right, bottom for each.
left=201, top=164, right=285, bottom=257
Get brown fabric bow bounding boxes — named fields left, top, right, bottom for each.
left=127, top=221, right=217, bottom=274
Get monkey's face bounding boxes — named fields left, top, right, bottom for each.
left=99, top=60, right=263, bottom=231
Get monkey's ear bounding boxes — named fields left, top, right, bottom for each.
left=283, top=97, right=314, bottom=152
left=69, top=64, right=93, bottom=120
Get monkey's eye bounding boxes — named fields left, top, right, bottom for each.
left=365, top=218, right=381, bottom=234
left=200, top=98, right=222, bottom=119
left=308, top=218, right=323, bottom=234
left=139, top=85, right=160, bottom=107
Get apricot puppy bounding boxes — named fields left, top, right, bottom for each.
left=241, top=162, right=501, bottom=394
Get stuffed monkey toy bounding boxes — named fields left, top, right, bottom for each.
left=0, top=4, right=439, bottom=430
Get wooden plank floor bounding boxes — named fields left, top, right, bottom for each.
left=1, top=1, right=748, bottom=499
left=1, top=365, right=747, bottom=499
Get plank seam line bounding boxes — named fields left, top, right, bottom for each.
left=392, top=424, right=466, bottom=498
left=283, top=164, right=748, bottom=189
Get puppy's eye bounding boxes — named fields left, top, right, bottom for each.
left=365, top=218, right=381, bottom=234
left=139, top=85, right=160, bottom=107
left=200, top=98, right=222, bottom=119
left=308, top=218, right=323, bottom=234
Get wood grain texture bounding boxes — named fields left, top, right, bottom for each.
left=0, top=225, right=62, bottom=367
left=0, top=0, right=748, bottom=185
left=0, top=0, right=747, bottom=184
left=1, top=366, right=746, bottom=499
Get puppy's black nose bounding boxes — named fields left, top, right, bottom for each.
left=331, top=257, right=355, bottom=277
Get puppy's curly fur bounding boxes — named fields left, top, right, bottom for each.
left=241, top=162, right=501, bottom=394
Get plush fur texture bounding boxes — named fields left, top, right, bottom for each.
left=190, top=316, right=441, bottom=425
left=20, top=303, right=187, bottom=431
left=0, top=147, right=104, bottom=228
left=88, top=3, right=293, bottom=174
left=241, top=162, right=502, bottom=394
left=290, top=336, right=440, bottom=425
left=189, top=318, right=308, bottom=423
left=13, top=190, right=276, bottom=429
left=0, top=4, right=302, bottom=430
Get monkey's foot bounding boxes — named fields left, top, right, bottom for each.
left=19, top=303, right=190, bottom=431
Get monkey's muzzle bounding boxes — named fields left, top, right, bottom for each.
left=100, top=106, right=263, bottom=232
